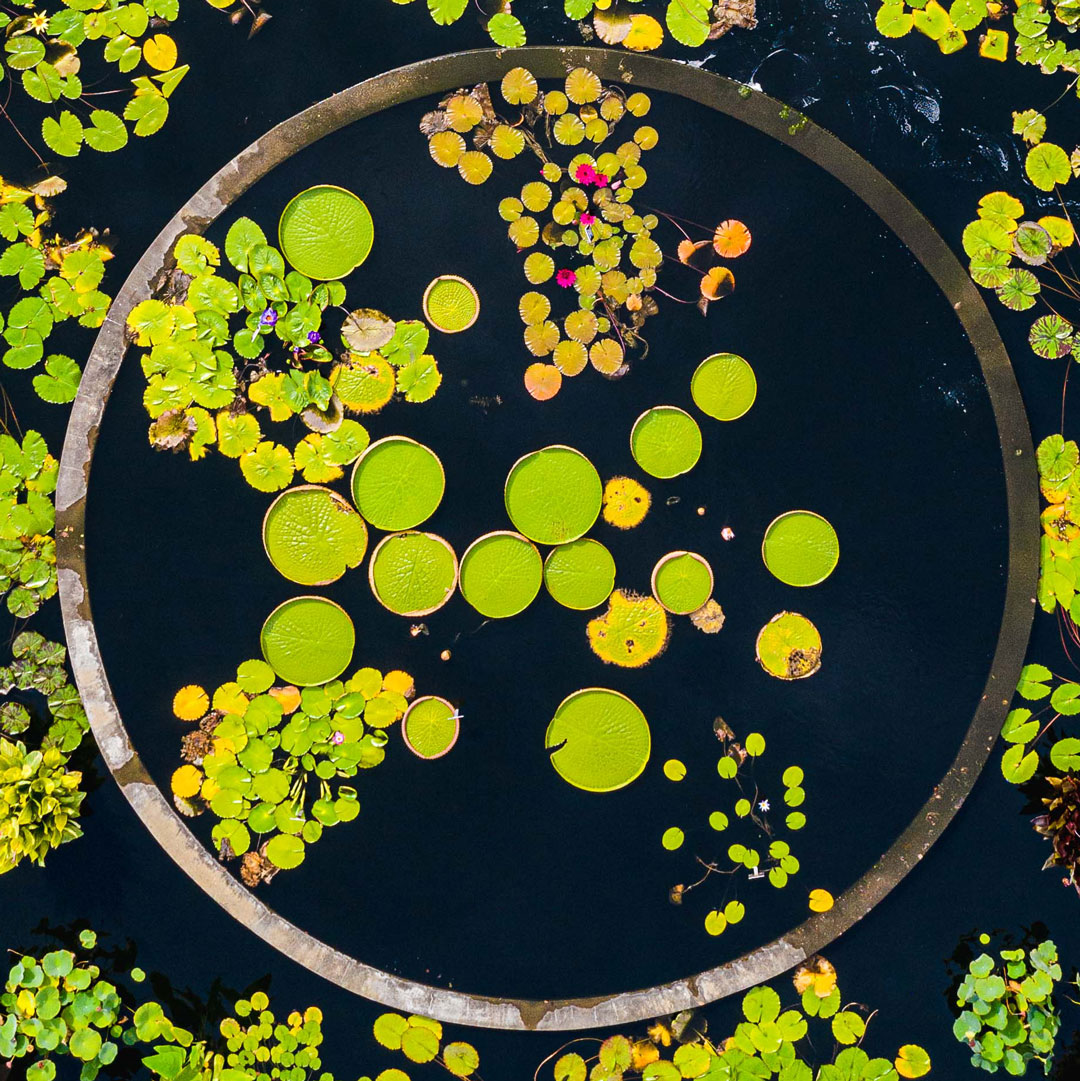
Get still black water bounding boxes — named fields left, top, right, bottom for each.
left=2, top=1, right=1078, bottom=1077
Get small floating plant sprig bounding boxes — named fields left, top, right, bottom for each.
left=127, top=187, right=445, bottom=493
left=420, top=65, right=753, bottom=400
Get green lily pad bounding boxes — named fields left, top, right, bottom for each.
left=504, top=445, right=603, bottom=544
left=402, top=696, right=460, bottom=759
left=422, top=275, right=480, bottom=333
left=630, top=406, right=702, bottom=479
left=545, top=687, right=651, bottom=793
left=755, top=611, right=822, bottom=680
left=651, top=551, right=713, bottom=614
left=691, top=353, right=757, bottom=421
left=369, top=532, right=458, bottom=616
left=762, top=511, right=839, bottom=587
left=459, top=531, right=542, bottom=618
left=260, top=596, right=355, bottom=686
left=262, top=485, right=368, bottom=586
left=278, top=185, right=374, bottom=281
left=543, top=538, right=616, bottom=610
left=351, top=436, right=445, bottom=531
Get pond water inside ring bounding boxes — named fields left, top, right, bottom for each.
left=85, top=79, right=1008, bottom=1002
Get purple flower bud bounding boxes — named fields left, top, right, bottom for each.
left=307, top=330, right=322, bottom=344
left=259, top=307, right=278, bottom=327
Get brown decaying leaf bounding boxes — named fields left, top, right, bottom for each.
left=594, top=7, right=632, bottom=44
left=709, top=0, right=757, bottom=38
left=690, top=598, right=725, bottom=633
left=341, top=308, right=395, bottom=353
left=678, top=238, right=710, bottom=265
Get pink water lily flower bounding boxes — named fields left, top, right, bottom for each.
left=556, top=268, right=577, bottom=288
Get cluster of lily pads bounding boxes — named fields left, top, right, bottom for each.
left=421, top=67, right=751, bottom=399
left=539, top=959, right=931, bottom=1080
left=129, top=191, right=446, bottom=492
left=1, top=177, right=112, bottom=405
left=1, top=0, right=189, bottom=159
left=392, top=0, right=756, bottom=50
left=660, top=720, right=824, bottom=936
left=372, top=1012, right=480, bottom=1077
left=951, top=935, right=1061, bottom=1075
left=169, top=659, right=420, bottom=879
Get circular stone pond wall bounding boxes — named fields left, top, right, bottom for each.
left=58, top=47, right=1037, bottom=1030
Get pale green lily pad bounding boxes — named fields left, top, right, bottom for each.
left=630, top=406, right=702, bottom=479
left=504, top=444, right=602, bottom=544
left=651, top=551, right=713, bottom=615
left=691, top=353, right=757, bottom=421
left=260, top=596, right=355, bottom=686
left=402, top=696, right=460, bottom=759
left=369, top=532, right=458, bottom=616
left=351, top=436, right=445, bottom=531
left=423, top=275, right=480, bottom=333
left=459, top=531, right=542, bottom=618
left=278, top=185, right=374, bottom=281
left=545, top=687, right=651, bottom=793
left=262, top=485, right=368, bottom=586
left=762, top=510, right=839, bottom=587
left=543, top=538, right=616, bottom=610
left=755, top=611, right=822, bottom=680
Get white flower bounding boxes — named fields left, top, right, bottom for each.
left=758, top=799, right=770, bottom=813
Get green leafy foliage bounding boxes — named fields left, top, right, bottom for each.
left=130, top=223, right=440, bottom=493
left=373, top=1012, right=479, bottom=1074
left=952, top=939, right=1061, bottom=1074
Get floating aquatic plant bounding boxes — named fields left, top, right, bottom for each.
left=368, top=532, right=459, bottom=617
left=373, top=1012, right=480, bottom=1076
left=503, top=444, right=603, bottom=545
left=420, top=67, right=750, bottom=398
left=170, top=659, right=417, bottom=879
left=586, top=589, right=670, bottom=667
left=0, top=430, right=57, bottom=617
left=459, top=531, right=543, bottom=618
left=545, top=686, right=651, bottom=792
left=601, top=474, right=650, bottom=529
left=278, top=185, right=373, bottom=281
left=129, top=212, right=443, bottom=493
left=351, top=436, right=446, bottom=532
left=401, top=696, right=460, bottom=760
left=422, top=274, right=480, bottom=333
left=260, top=596, right=356, bottom=687
left=650, top=550, right=713, bottom=615
left=690, top=351, right=757, bottom=421
left=755, top=611, right=822, bottom=680
left=761, top=511, right=839, bottom=588
left=262, top=485, right=368, bottom=586
left=542, top=537, right=616, bottom=610
left=630, top=405, right=702, bottom=479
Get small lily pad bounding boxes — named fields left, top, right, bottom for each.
left=543, top=538, right=616, bottom=610
left=651, top=551, right=713, bottom=615
left=630, top=406, right=702, bottom=479
left=762, top=511, right=839, bottom=587
left=402, top=696, right=460, bottom=759
left=369, top=532, right=458, bottom=616
left=260, top=596, right=355, bottom=686
left=545, top=687, right=651, bottom=792
left=278, top=185, right=374, bottom=280
left=756, top=611, right=822, bottom=680
left=351, top=436, right=445, bottom=531
left=459, top=531, right=543, bottom=618
left=422, top=275, right=480, bottom=333
left=691, top=353, right=757, bottom=421
left=504, top=444, right=603, bottom=544
left=262, top=485, right=367, bottom=586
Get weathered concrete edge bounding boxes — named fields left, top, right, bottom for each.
left=56, top=47, right=1039, bottom=1032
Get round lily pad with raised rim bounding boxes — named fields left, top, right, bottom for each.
left=402, top=696, right=460, bottom=759
left=545, top=687, right=651, bottom=793
left=691, top=353, right=757, bottom=421
left=369, top=531, right=458, bottom=617
left=651, top=551, right=714, bottom=615
left=755, top=611, right=822, bottom=680
left=423, top=275, right=480, bottom=333
left=543, top=539, right=616, bottom=610
left=459, top=531, right=543, bottom=618
left=630, top=406, right=702, bottom=479
left=504, top=445, right=603, bottom=545
left=278, top=185, right=374, bottom=281
left=260, top=596, right=355, bottom=687
left=262, top=485, right=368, bottom=586
left=762, top=511, right=839, bottom=587
left=351, top=436, right=445, bottom=532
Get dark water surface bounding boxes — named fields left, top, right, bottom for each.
left=1, top=0, right=1079, bottom=1076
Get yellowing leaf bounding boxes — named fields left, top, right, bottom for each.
left=171, top=764, right=203, bottom=798
left=212, top=681, right=249, bottom=715
left=142, top=34, right=178, bottom=72
left=172, top=684, right=209, bottom=721
left=808, top=888, right=834, bottom=912
left=624, top=13, right=664, bottom=50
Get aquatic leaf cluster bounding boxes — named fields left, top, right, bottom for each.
left=391, top=0, right=756, bottom=49
left=952, top=938, right=1061, bottom=1075
left=372, top=1012, right=480, bottom=1077
left=0, top=0, right=188, bottom=158
left=1031, top=433, right=1080, bottom=616
left=129, top=217, right=442, bottom=491
left=1, top=178, right=112, bottom=405
left=170, top=660, right=418, bottom=880
left=0, top=736, right=83, bottom=874
left=665, top=720, right=815, bottom=936
left=540, top=962, right=930, bottom=1081
left=0, top=430, right=57, bottom=617
left=421, top=67, right=749, bottom=399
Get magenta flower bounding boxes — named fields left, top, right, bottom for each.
left=331, top=731, right=345, bottom=745
left=595, top=173, right=609, bottom=187
left=574, top=163, right=597, bottom=185
left=579, top=212, right=596, bottom=226
left=556, top=269, right=577, bottom=288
